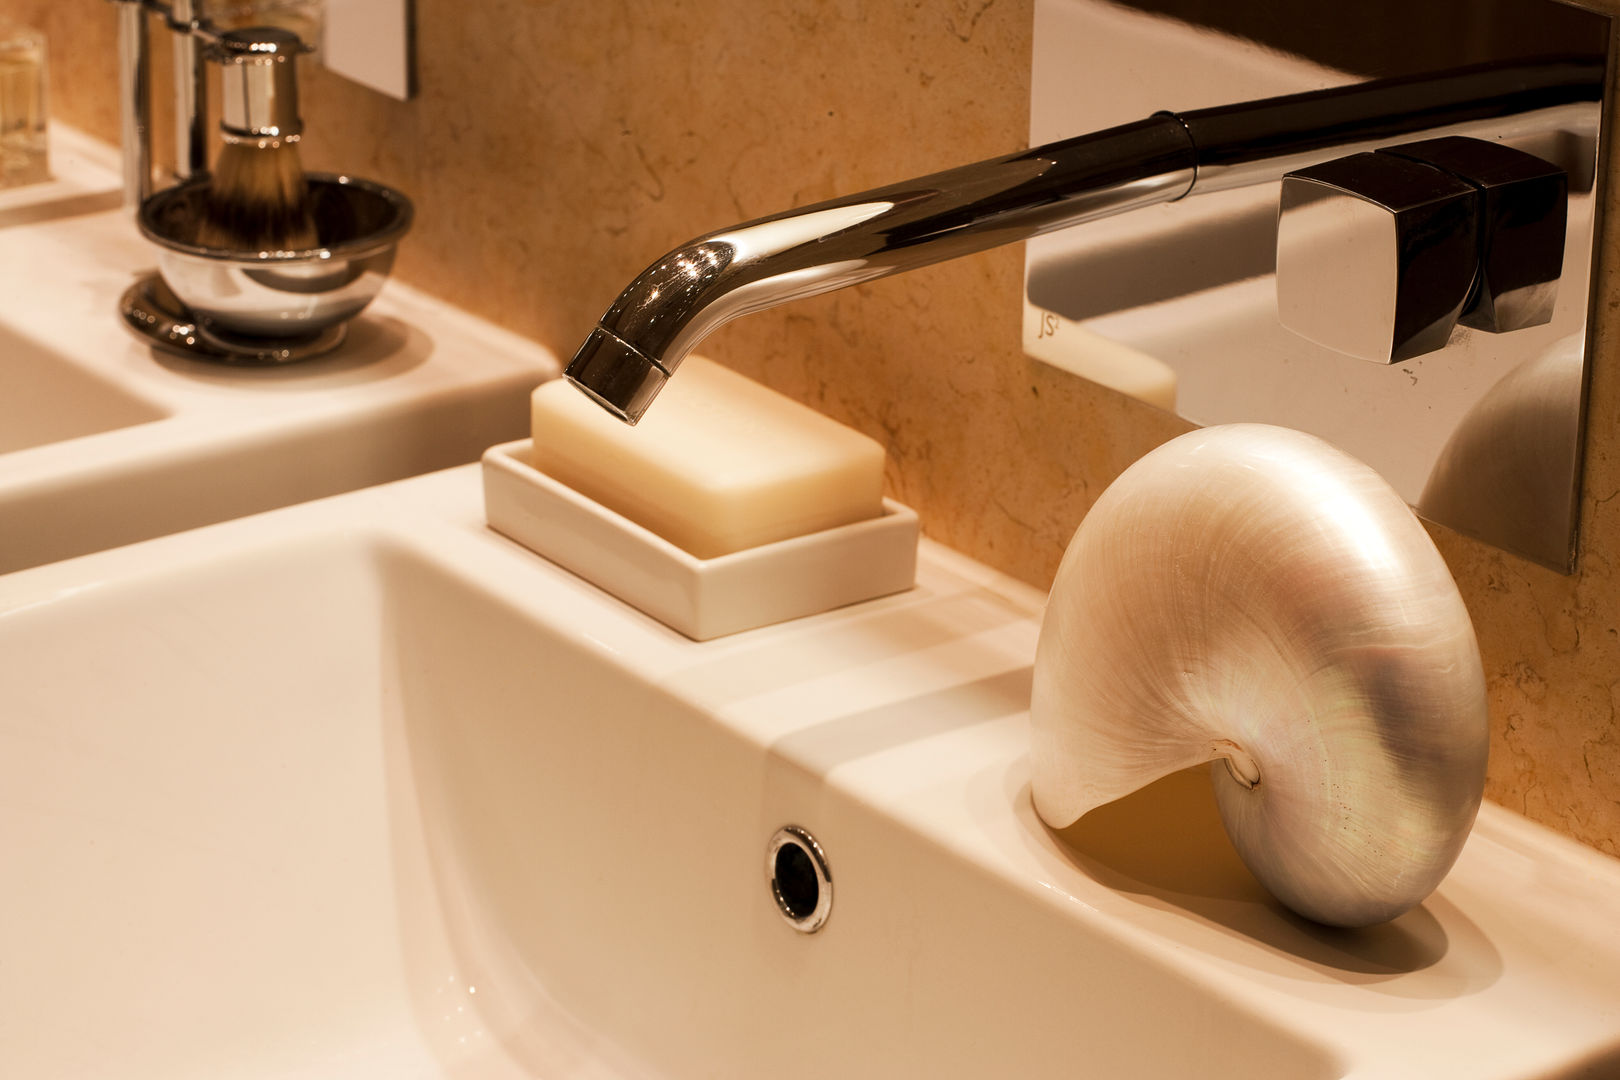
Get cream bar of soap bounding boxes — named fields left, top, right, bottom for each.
left=531, top=356, right=886, bottom=559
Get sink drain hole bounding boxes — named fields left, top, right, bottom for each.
left=766, top=825, right=832, bottom=933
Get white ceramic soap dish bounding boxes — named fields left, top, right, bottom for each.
left=482, top=439, right=919, bottom=640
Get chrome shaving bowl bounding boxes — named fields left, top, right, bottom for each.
left=137, top=173, right=413, bottom=340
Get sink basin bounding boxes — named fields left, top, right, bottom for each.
left=0, top=318, right=167, bottom=454
left=0, top=127, right=554, bottom=574
left=3, top=464, right=1618, bottom=1078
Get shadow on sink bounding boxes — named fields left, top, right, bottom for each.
left=1035, top=765, right=1508, bottom=991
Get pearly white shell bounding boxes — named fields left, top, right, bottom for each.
left=1031, top=424, right=1489, bottom=928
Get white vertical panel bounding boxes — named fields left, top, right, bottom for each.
left=321, top=0, right=412, bottom=100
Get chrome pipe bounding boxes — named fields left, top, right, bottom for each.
left=168, top=0, right=207, bottom=180
left=567, top=56, right=1604, bottom=424
left=113, top=0, right=152, bottom=209
left=1176, top=56, right=1604, bottom=192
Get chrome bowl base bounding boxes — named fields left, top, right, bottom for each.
left=119, top=272, right=346, bottom=365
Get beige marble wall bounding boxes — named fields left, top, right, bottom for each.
left=11, top=0, right=1620, bottom=857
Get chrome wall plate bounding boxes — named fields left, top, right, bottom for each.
left=1024, top=0, right=1610, bottom=572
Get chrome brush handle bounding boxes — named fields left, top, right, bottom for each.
left=208, top=26, right=310, bottom=146
left=108, top=1, right=312, bottom=206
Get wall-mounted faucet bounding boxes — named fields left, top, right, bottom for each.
left=566, top=57, right=1599, bottom=425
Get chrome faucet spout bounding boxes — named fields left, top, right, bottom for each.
left=569, top=117, right=1195, bottom=422
left=567, top=56, right=1602, bottom=424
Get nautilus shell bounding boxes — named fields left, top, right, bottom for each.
left=1031, top=424, right=1489, bottom=927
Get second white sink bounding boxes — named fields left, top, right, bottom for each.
left=0, top=127, right=555, bottom=573
left=0, top=317, right=167, bottom=454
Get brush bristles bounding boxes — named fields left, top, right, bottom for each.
left=195, top=139, right=319, bottom=253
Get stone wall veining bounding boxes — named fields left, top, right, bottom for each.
left=11, top=0, right=1619, bottom=857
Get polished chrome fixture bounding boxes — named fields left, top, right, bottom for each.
left=127, top=174, right=411, bottom=362
left=1020, top=0, right=1608, bottom=572
left=566, top=57, right=1598, bottom=425
left=567, top=0, right=1606, bottom=571
left=765, top=826, right=833, bottom=934
left=107, top=0, right=412, bottom=364
left=169, top=0, right=206, bottom=181
left=113, top=0, right=152, bottom=208
left=1278, top=136, right=1568, bottom=364
left=211, top=23, right=308, bottom=150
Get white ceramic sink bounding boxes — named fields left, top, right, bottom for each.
left=0, top=128, right=554, bottom=574
left=3, top=464, right=1618, bottom=1079
left=0, top=317, right=167, bottom=454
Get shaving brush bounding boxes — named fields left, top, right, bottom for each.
left=194, top=27, right=318, bottom=253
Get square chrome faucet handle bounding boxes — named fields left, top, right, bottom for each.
left=1381, top=136, right=1568, bottom=334
left=1277, top=136, right=1567, bottom=364
left=1277, top=151, right=1480, bottom=365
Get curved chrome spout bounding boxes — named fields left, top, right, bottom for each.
left=566, top=58, right=1601, bottom=424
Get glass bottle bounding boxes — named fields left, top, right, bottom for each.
left=0, top=19, right=47, bottom=188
